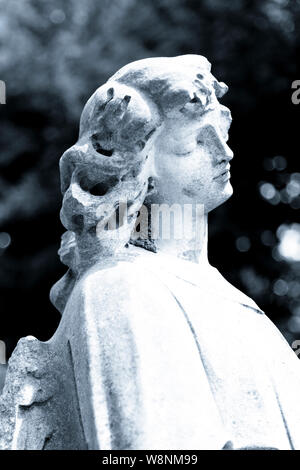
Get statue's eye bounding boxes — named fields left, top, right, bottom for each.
left=197, top=138, right=204, bottom=146
left=174, top=150, right=193, bottom=157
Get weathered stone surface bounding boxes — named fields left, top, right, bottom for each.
left=0, top=336, right=86, bottom=449
left=2, top=55, right=300, bottom=450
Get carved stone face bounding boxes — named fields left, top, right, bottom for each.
left=107, top=54, right=232, bottom=214
left=151, top=96, right=233, bottom=213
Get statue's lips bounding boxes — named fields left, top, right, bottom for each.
left=214, top=166, right=231, bottom=181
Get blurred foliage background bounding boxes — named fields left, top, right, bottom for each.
left=0, top=0, right=300, bottom=359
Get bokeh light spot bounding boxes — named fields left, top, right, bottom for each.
left=273, top=279, right=289, bottom=296
left=49, top=9, right=66, bottom=24
left=287, top=179, right=300, bottom=198
left=273, top=155, right=287, bottom=171
left=277, top=223, right=300, bottom=262
left=236, top=236, right=251, bottom=252
left=0, top=232, right=11, bottom=250
left=289, top=281, right=300, bottom=299
left=259, top=182, right=276, bottom=200
left=288, top=315, right=300, bottom=334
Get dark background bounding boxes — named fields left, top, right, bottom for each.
left=0, top=0, right=299, bottom=359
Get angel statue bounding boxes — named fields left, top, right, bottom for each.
left=1, top=55, right=300, bottom=450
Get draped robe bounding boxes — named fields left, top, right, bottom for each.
left=52, top=245, right=300, bottom=450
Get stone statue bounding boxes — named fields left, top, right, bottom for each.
left=1, top=55, right=300, bottom=450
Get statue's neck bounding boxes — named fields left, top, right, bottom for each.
left=150, top=207, right=209, bottom=265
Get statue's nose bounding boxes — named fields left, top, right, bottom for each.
left=223, top=143, right=234, bottom=162
left=203, top=124, right=233, bottom=164
left=214, top=137, right=234, bottom=165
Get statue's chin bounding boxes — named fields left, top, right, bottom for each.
left=206, top=182, right=233, bottom=214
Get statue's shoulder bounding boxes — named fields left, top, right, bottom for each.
left=82, top=257, right=152, bottom=285
left=62, top=254, right=177, bottom=332
left=72, top=255, right=165, bottom=306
